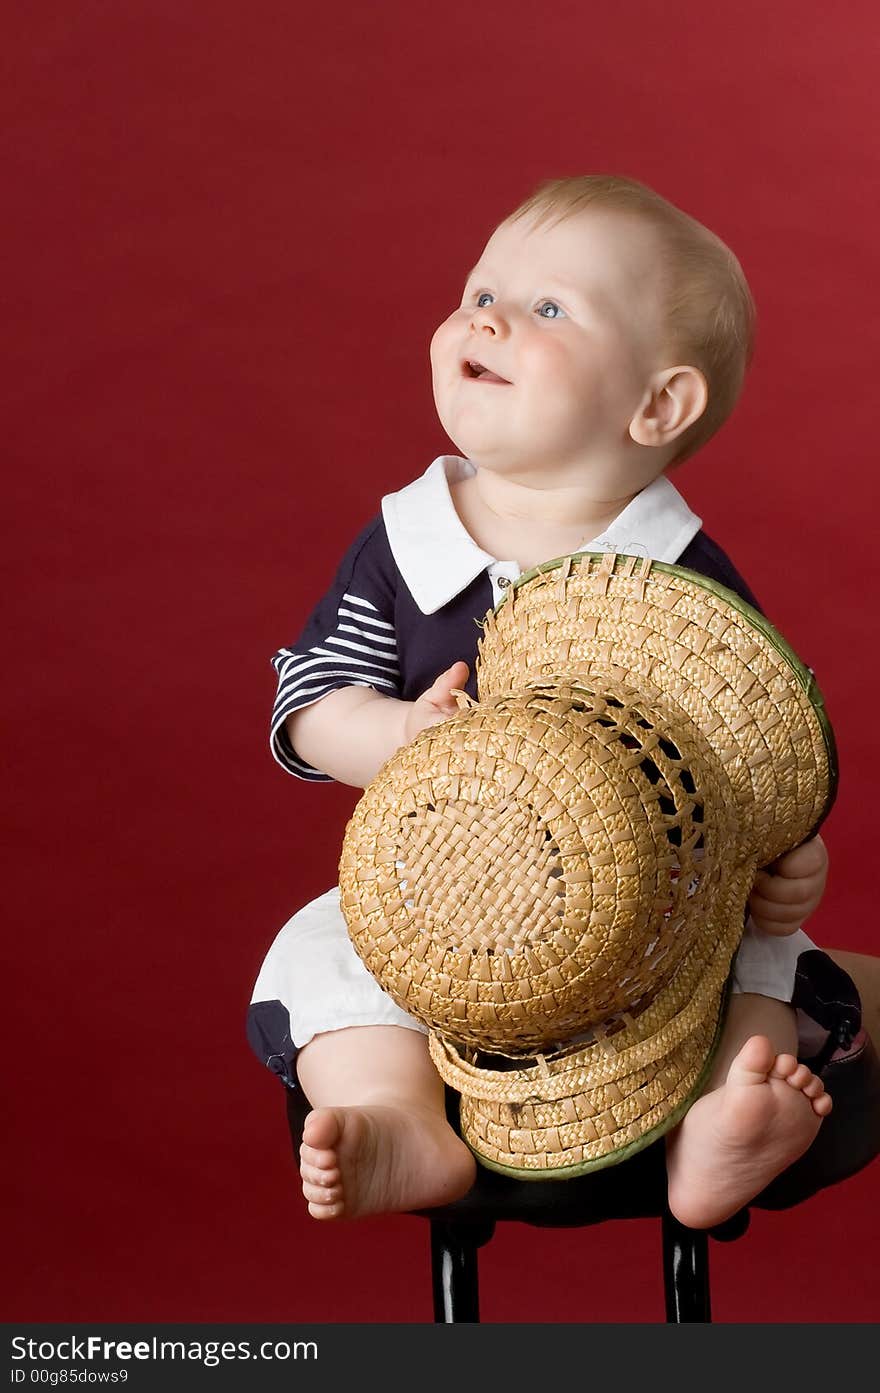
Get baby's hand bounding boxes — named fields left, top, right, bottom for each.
left=403, top=661, right=470, bottom=743
left=748, top=833, right=828, bottom=936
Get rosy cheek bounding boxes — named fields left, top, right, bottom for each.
left=429, top=316, right=457, bottom=366
left=519, top=335, right=568, bottom=380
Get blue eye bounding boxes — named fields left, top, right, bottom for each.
left=537, top=300, right=565, bottom=319
left=476, top=292, right=494, bottom=308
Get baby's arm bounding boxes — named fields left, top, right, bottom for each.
left=747, top=834, right=828, bottom=935
left=286, top=661, right=470, bottom=788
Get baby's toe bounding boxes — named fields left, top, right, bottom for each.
left=801, top=1074, right=825, bottom=1099
left=302, top=1178, right=343, bottom=1205
left=300, top=1143, right=337, bottom=1171
left=300, top=1160, right=340, bottom=1188
left=783, top=1062, right=815, bottom=1091
left=307, top=1198, right=344, bottom=1220
left=769, top=1053, right=799, bottom=1082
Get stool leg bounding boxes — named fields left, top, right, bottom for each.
left=430, top=1220, right=494, bottom=1323
left=662, top=1209, right=711, bottom=1322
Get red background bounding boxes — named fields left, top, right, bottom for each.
left=5, top=2, right=879, bottom=1323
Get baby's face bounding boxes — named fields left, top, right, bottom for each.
left=430, top=208, right=668, bottom=492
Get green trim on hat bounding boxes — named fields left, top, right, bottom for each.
left=460, top=977, right=731, bottom=1181
left=493, top=550, right=838, bottom=840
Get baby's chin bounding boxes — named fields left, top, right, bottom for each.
left=433, top=398, right=515, bottom=460
left=447, top=442, right=515, bottom=471
left=436, top=408, right=589, bottom=478
left=435, top=420, right=520, bottom=470
left=460, top=450, right=564, bottom=480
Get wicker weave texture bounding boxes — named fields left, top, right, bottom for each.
left=340, top=680, right=742, bottom=1051
left=337, top=553, right=835, bottom=1175
left=476, top=552, right=830, bottom=864
left=428, top=861, right=753, bottom=1172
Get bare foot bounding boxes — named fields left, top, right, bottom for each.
left=666, top=1035, right=831, bottom=1229
left=298, top=1103, right=477, bottom=1220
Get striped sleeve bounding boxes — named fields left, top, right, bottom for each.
left=270, top=518, right=401, bottom=781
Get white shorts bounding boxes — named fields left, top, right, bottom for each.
left=250, top=885, right=817, bottom=1051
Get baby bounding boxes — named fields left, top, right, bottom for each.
left=250, top=174, right=835, bottom=1230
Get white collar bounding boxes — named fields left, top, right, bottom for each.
left=381, top=455, right=702, bottom=615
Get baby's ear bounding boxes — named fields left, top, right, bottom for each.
left=629, top=366, right=708, bottom=447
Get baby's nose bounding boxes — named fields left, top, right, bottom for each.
left=470, top=305, right=505, bottom=336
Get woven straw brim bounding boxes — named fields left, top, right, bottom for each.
left=429, top=862, right=754, bottom=1176
left=336, top=551, right=836, bottom=1174
left=339, top=680, right=741, bottom=1051
left=476, top=552, right=836, bottom=863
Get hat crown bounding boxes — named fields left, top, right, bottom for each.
left=340, top=680, right=740, bottom=1051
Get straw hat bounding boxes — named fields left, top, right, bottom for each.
left=338, top=551, right=836, bottom=1176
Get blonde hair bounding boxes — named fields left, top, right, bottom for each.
left=505, top=175, right=756, bottom=465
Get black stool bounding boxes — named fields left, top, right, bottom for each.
left=283, top=1032, right=880, bottom=1322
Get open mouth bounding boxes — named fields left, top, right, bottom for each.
left=463, top=359, right=511, bottom=385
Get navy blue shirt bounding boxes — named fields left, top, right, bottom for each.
left=269, top=462, right=762, bottom=782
